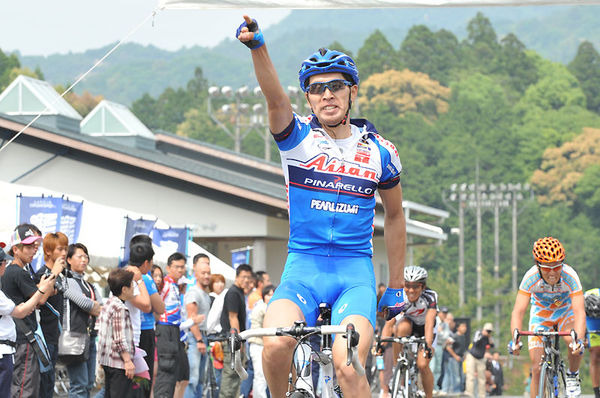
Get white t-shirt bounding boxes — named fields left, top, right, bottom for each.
left=0, top=290, right=16, bottom=355
left=206, top=289, right=228, bottom=333
left=125, top=282, right=141, bottom=346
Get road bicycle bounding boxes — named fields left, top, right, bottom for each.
left=378, top=335, right=428, bottom=398
left=513, top=327, right=577, bottom=398
left=229, top=303, right=365, bottom=398
left=366, top=335, right=382, bottom=394
left=198, top=332, right=229, bottom=398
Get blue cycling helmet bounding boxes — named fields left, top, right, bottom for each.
left=299, top=48, right=359, bottom=92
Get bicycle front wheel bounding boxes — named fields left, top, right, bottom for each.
left=538, top=362, right=554, bottom=398
left=391, top=363, right=408, bottom=398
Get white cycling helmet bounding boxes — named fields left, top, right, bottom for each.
left=405, top=266, right=428, bottom=284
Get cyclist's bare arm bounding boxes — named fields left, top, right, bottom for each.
left=424, top=308, right=436, bottom=349
left=510, top=292, right=529, bottom=352
left=381, top=318, right=395, bottom=338
left=378, top=318, right=396, bottom=352
left=380, top=185, right=406, bottom=289
left=237, top=15, right=293, bottom=135
left=571, top=293, right=586, bottom=342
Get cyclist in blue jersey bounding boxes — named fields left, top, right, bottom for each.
left=236, top=15, right=407, bottom=398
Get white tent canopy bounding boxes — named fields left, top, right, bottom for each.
left=0, top=180, right=235, bottom=283
left=159, top=0, right=596, bottom=9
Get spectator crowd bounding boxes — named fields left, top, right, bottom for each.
left=0, top=222, right=276, bottom=398
left=0, top=221, right=506, bottom=398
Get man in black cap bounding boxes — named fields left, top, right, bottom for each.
left=0, top=245, right=56, bottom=397
left=1, top=225, right=58, bottom=398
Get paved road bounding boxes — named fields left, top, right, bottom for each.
left=372, top=394, right=595, bottom=398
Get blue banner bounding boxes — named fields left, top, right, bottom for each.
left=231, top=248, right=250, bottom=269
left=18, top=196, right=83, bottom=272
left=151, top=227, right=188, bottom=257
left=120, top=217, right=156, bottom=267
left=61, top=199, right=83, bottom=244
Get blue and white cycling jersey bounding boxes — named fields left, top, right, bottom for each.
left=273, top=114, right=402, bottom=257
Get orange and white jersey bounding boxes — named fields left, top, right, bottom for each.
left=518, top=264, right=583, bottom=310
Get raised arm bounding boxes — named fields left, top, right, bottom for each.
left=237, top=15, right=293, bottom=134
left=126, top=266, right=151, bottom=313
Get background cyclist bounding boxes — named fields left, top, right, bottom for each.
left=509, top=237, right=586, bottom=398
left=380, top=266, right=437, bottom=398
left=584, top=288, right=600, bottom=398
left=236, top=15, right=407, bottom=398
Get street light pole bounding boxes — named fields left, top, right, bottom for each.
left=207, top=85, right=268, bottom=157
left=458, top=198, right=465, bottom=307
left=493, top=189, right=500, bottom=334
left=475, top=164, right=483, bottom=321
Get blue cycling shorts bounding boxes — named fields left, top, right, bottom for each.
left=270, top=252, right=376, bottom=328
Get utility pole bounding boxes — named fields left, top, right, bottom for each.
left=494, top=193, right=500, bottom=334
left=458, top=200, right=465, bottom=307
left=475, top=163, right=483, bottom=321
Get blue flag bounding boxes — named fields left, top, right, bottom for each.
left=120, top=216, right=156, bottom=267
left=18, top=196, right=83, bottom=272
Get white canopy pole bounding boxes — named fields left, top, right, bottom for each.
left=159, top=0, right=598, bottom=9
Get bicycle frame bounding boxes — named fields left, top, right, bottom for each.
left=516, top=328, right=575, bottom=398
left=380, top=336, right=426, bottom=398
left=200, top=333, right=228, bottom=398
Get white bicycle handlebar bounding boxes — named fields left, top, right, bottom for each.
left=231, top=324, right=364, bottom=379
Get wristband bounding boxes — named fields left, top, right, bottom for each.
left=235, top=18, right=265, bottom=50
left=377, top=287, right=407, bottom=318
left=38, top=288, right=45, bottom=294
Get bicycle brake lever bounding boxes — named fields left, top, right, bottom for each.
left=344, top=324, right=365, bottom=375
left=346, top=324, right=356, bottom=366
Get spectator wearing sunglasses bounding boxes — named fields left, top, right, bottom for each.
left=509, top=237, right=585, bottom=398
left=236, top=14, right=407, bottom=398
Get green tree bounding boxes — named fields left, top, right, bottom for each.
left=498, top=34, right=538, bottom=94
left=462, top=12, right=501, bottom=74
left=568, top=41, right=600, bottom=113
left=0, top=49, right=21, bottom=90
left=436, top=73, right=522, bottom=183
left=131, top=66, right=211, bottom=134
left=518, top=58, right=586, bottom=112
left=132, top=93, right=159, bottom=129
left=399, top=25, right=460, bottom=86
left=574, top=163, right=600, bottom=223
left=176, top=108, right=225, bottom=146
left=513, top=105, right=600, bottom=175
left=356, top=30, right=399, bottom=81
left=326, top=41, right=354, bottom=58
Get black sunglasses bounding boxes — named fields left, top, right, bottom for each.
left=306, top=79, right=352, bottom=95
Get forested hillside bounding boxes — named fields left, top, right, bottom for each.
left=2, top=9, right=600, bottom=354
left=15, top=5, right=600, bottom=104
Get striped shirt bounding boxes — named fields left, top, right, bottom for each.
left=96, top=295, right=135, bottom=369
left=158, top=276, right=182, bottom=326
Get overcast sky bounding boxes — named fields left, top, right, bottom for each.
left=0, top=1, right=290, bottom=56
